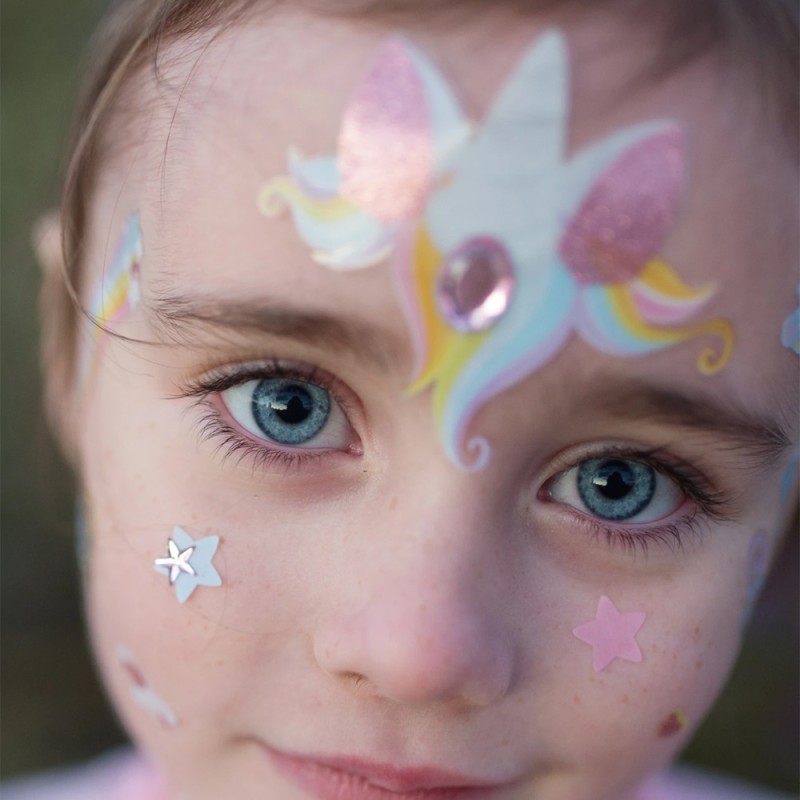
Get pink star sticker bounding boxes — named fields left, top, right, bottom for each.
left=572, top=595, right=647, bottom=673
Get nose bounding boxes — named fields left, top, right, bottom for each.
left=312, top=485, right=515, bottom=708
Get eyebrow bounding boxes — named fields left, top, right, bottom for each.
left=147, top=291, right=401, bottom=371
left=147, top=291, right=793, bottom=468
left=590, top=380, right=792, bottom=471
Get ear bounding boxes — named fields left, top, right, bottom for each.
left=34, top=211, right=80, bottom=465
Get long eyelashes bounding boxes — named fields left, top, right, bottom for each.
left=541, top=446, right=731, bottom=555
left=174, top=360, right=360, bottom=473
left=191, top=402, right=322, bottom=474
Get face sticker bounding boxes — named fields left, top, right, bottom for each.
left=572, top=595, right=647, bottom=673
left=659, top=709, right=688, bottom=737
left=780, top=450, right=799, bottom=508
left=116, top=644, right=179, bottom=728
left=781, top=285, right=800, bottom=354
left=259, top=31, right=734, bottom=469
left=74, top=497, right=89, bottom=574
left=78, top=211, right=143, bottom=385
left=154, top=527, right=222, bottom=604
left=741, top=530, right=770, bottom=629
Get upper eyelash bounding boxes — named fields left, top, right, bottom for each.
left=175, top=359, right=333, bottom=400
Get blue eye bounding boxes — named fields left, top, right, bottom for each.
left=549, top=456, right=684, bottom=523
left=221, top=377, right=351, bottom=449
left=252, top=378, right=330, bottom=444
left=578, top=458, right=654, bottom=521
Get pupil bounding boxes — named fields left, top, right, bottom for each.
left=251, top=378, right=331, bottom=446
left=273, top=387, right=312, bottom=424
left=593, top=463, right=633, bottom=500
left=577, top=457, right=656, bottom=521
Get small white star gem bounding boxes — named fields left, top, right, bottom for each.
left=153, top=527, right=222, bottom=604
left=154, top=539, right=196, bottom=585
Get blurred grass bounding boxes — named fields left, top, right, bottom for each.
left=1, top=0, right=797, bottom=791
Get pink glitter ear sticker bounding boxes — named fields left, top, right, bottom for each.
left=560, top=128, right=684, bottom=285
left=572, top=595, right=646, bottom=673
left=339, top=37, right=433, bottom=223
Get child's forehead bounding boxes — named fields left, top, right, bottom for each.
left=100, top=9, right=797, bottom=426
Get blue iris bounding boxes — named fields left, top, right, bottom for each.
left=577, top=458, right=656, bottom=521
left=251, top=378, right=331, bottom=445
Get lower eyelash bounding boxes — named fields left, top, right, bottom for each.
left=190, top=400, right=319, bottom=474
left=583, top=509, right=707, bottom=557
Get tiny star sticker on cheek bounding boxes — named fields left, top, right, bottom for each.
left=572, top=595, right=647, bottom=673
left=153, top=527, right=222, bottom=604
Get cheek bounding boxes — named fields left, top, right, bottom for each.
left=538, top=571, right=746, bottom=783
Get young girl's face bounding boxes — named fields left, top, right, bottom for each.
left=70, top=8, right=797, bottom=800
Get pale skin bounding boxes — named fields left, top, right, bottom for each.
left=54, top=7, right=798, bottom=800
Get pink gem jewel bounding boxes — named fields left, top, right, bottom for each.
left=437, top=237, right=515, bottom=333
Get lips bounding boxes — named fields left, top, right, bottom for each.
left=264, top=746, right=502, bottom=800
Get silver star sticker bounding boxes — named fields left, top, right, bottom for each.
left=153, top=527, right=222, bottom=603
left=154, top=538, right=196, bottom=585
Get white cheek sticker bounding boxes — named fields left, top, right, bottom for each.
left=154, top=526, right=222, bottom=604
left=116, top=644, right=179, bottom=728
left=572, top=595, right=647, bottom=673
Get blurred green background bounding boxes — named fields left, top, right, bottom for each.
left=1, top=0, right=798, bottom=791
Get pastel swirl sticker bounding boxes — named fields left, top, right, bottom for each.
left=78, top=211, right=143, bottom=387
left=259, top=31, right=734, bottom=470
left=781, top=285, right=800, bottom=354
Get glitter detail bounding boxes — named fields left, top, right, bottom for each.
left=560, top=129, right=684, bottom=285
left=437, top=237, right=515, bottom=332
left=339, top=37, right=433, bottom=222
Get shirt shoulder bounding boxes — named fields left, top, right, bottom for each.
left=636, top=765, right=797, bottom=800
left=0, top=748, right=164, bottom=800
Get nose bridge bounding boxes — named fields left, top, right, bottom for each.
left=313, top=471, right=516, bottom=707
